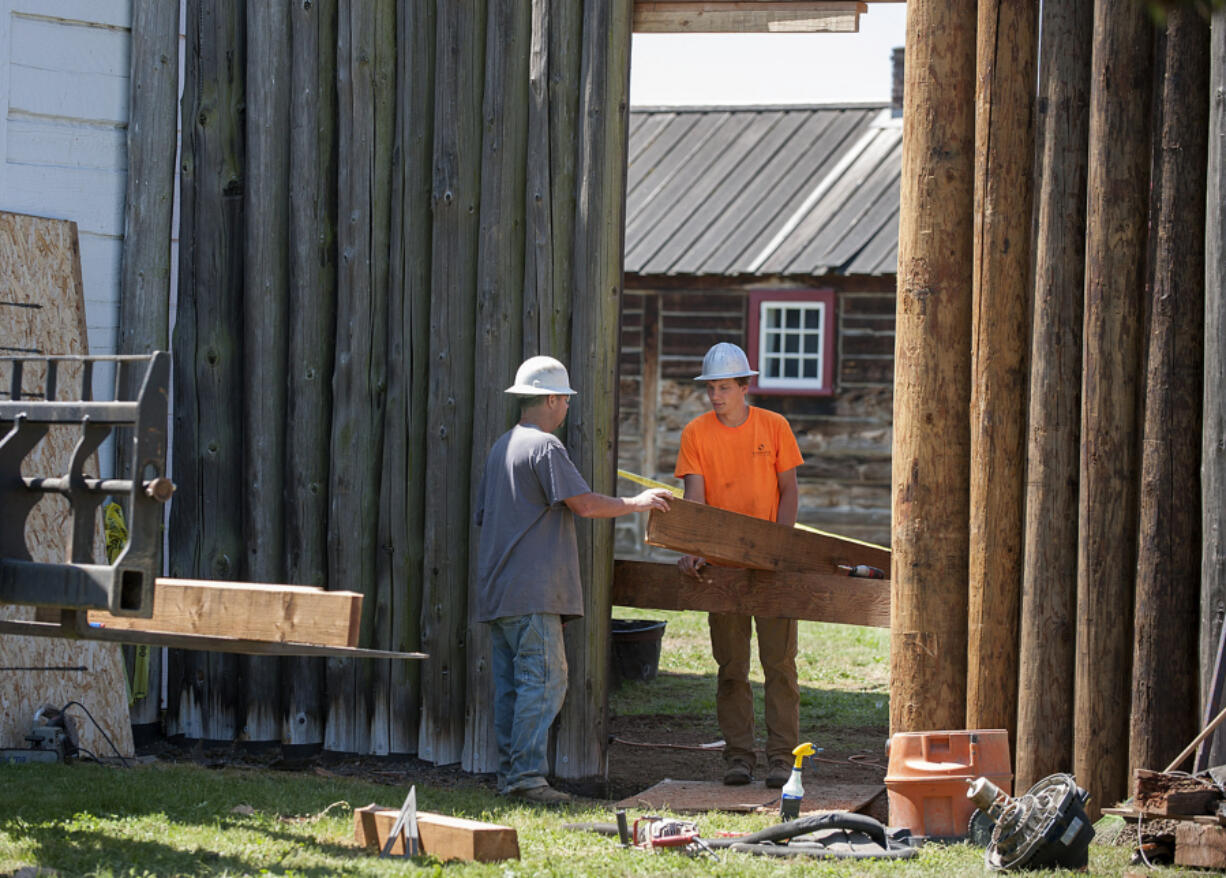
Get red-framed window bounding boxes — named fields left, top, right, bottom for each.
left=746, top=289, right=836, bottom=396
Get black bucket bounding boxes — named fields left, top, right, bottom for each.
left=611, top=618, right=666, bottom=684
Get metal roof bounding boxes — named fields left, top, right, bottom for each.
left=625, top=104, right=901, bottom=278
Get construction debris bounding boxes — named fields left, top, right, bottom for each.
left=353, top=803, right=519, bottom=862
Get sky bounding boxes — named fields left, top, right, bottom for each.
left=629, top=4, right=908, bottom=107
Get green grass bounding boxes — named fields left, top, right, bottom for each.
left=0, top=614, right=1177, bottom=876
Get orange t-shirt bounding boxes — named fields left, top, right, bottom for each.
left=673, top=407, right=803, bottom=522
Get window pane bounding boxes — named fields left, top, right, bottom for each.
left=766, top=308, right=781, bottom=329
left=783, top=359, right=799, bottom=378
left=784, top=334, right=799, bottom=353
left=804, top=334, right=819, bottom=354
left=803, top=359, right=818, bottom=379
left=805, top=308, right=820, bottom=330
left=785, top=308, right=801, bottom=329
left=767, top=333, right=781, bottom=353
left=765, top=357, right=780, bottom=378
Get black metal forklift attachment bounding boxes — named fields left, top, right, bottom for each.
left=0, top=352, right=171, bottom=617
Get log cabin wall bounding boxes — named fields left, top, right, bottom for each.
left=617, top=280, right=895, bottom=559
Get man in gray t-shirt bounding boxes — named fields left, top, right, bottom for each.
left=475, top=356, right=671, bottom=805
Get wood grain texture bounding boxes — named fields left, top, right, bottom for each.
left=88, top=579, right=363, bottom=647
left=1016, top=0, right=1092, bottom=791
left=965, top=0, right=1037, bottom=743
left=464, top=0, right=531, bottom=775
left=1176, top=823, right=1226, bottom=869
left=1202, top=5, right=1226, bottom=769
left=0, top=211, right=134, bottom=758
left=632, top=2, right=863, bottom=33
left=166, top=0, right=246, bottom=741
left=646, top=497, right=891, bottom=573
left=890, top=0, right=975, bottom=735
left=354, top=805, right=520, bottom=861
left=419, top=0, right=486, bottom=765
left=1131, top=7, right=1207, bottom=777
left=1074, top=0, right=1153, bottom=819
left=554, top=0, right=634, bottom=782
left=613, top=560, right=890, bottom=627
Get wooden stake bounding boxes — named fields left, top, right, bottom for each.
left=965, top=0, right=1037, bottom=742
left=890, top=0, right=976, bottom=735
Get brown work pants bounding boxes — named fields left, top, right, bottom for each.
left=708, top=613, right=799, bottom=768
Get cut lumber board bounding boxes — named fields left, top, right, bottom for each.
left=1135, top=768, right=1222, bottom=817
left=88, top=578, right=363, bottom=646
left=1177, top=822, right=1226, bottom=868
left=645, top=498, right=891, bottom=576
left=613, top=560, right=890, bottom=627
left=1103, top=806, right=1224, bottom=825
left=354, top=804, right=519, bottom=861
left=633, top=2, right=865, bottom=34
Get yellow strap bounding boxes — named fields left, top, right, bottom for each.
left=616, top=468, right=889, bottom=552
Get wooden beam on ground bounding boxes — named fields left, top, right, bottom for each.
left=613, top=560, right=889, bottom=627
left=1176, top=823, right=1226, bottom=870
left=1134, top=769, right=1221, bottom=818
left=645, top=497, right=890, bottom=575
left=633, top=1, right=866, bottom=33
left=87, top=579, right=363, bottom=647
left=354, top=804, right=519, bottom=861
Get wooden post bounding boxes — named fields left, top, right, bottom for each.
left=240, top=0, right=291, bottom=748
left=890, top=0, right=976, bottom=735
left=464, top=0, right=530, bottom=774
left=117, top=0, right=180, bottom=733
left=555, top=0, right=634, bottom=785
left=641, top=295, right=660, bottom=478
left=965, top=0, right=1037, bottom=741
left=324, top=0, right=394, bottom=754
left=1203, top=5, right=1226, bottom=769
left=1015, top=0, right=1092, bottom=791
left=167, top=0, right=246, bottom=742
left=419, top=0, right=486, bottom=765
left=1075, top=0, right=1153, bottom=818
left=1130, top=7, right=1208, bottom=774
left=523, top=0, right=582, bottom=360
left=282, top=0, right=338, bottom=750
left=375, top=0, right=435, bottom=757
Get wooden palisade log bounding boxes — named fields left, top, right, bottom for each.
left=1202, top=4, right=1226, bottom=769
left=555, top=0, right=634, bottom=784
left=241, top=0, right=291, bottom=747
left=117, top=0, right=180, bottom=734
left=167, top=0, right=246, bottom=742
left=420, top=0, right=486, bottom=764
left=1074, top=0, right=1153, bottom=819
left=965, top=0, right=1037, bottom=742
left=1131, top=6, right=1208, bottom=777
left=377, top=0, right=435, bottom=757
left=283, top=0, right=337, bottom=751
left=890, top=0, right=976, bottom=734
left=1016, top=0, right=1092, bottom=791
left=324, top=0, right=394, bottom=754
left=464, top=0, right=531, bottom=774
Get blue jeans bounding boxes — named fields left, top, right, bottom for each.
left=489, top=613, right=568, bottom=793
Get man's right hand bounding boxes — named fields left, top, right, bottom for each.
left=630, top=488, right=673, bottom=512
left=678, top=554, right=707, bottom=578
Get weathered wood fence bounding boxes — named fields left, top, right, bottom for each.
left=895, top=0, right=1217, bottom=818
left=120, top=0, right=631, bottom=779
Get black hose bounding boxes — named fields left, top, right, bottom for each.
left=724, top=840, right=917, bottom=860
left=705, top=813, right=889, bottom=849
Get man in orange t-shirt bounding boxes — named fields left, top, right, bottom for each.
left=674, top=342, right=803, bottom=789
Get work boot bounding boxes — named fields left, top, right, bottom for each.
left=722, top=760, right=752, bottom=786
left=509, top=784, right=571, bottom=805
left=766, top=759, right=792, bottom=789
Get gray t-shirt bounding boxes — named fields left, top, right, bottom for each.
left=474, top=423, right=591, bottom=622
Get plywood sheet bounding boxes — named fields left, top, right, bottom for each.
left=0, top=210, right=134, bottom=757
left=616, top=777, right=884, bottom=814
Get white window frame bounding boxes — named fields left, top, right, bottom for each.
left=753, top=297, right=830, bottom=392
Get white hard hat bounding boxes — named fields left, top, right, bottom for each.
left=695, top=342, right=758, bottom=381
left=505, top=355, right=578, bottom=396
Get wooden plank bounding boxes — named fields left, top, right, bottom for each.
left=1103, top=806, right=1223, bottom=825
left=1131, top=7, right=1208, bottom=777
left=633, top=2, right=864, bottom=33
left=1074, top=0, right=1154, bottom=821
left=1016, top=0, right=1092, bottom=793
left=613, top=560, right=890, bottom=627
left=86, top=579, right=363, bottom=647
left=645, top=497, right=891, bottom=575
left=1134, top=769, right=1220, bottom=817
left=354, top=805, right=519, bottom=862
left=965, top=0, right=1037, bottom=744
left=1203, top=4, right=1226, bottom=770
left=891, top=0, right=976, bottom=735
left=1176, top=822, right=1226, bottom=869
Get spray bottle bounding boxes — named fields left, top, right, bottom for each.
left=779, top=741, right=816, bottom=821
